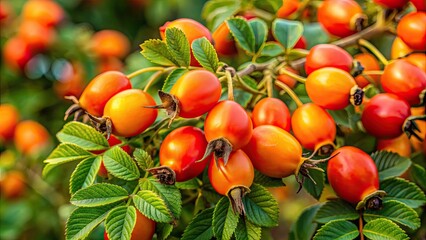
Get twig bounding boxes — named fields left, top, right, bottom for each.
left=126, top=67, right=166, bottom=79
left=359, top=212, right=364, bottom=240
left=275, top=81, right=303, bottom=107
left=225, top=70, right=234, bottom=101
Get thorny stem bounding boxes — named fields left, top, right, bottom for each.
left=275, top=81, right=303, bottom=107
left=358, top=39, right=389, bottom=65
left=225, top=70, right=235, bottom=101
left=277, top=67, right=306, bottom=83
left=126, top=67, right=166, bottom=79
left=359, top=212, right=365, bottom=240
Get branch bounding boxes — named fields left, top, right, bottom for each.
left=236, top=58, right=280, bottom=77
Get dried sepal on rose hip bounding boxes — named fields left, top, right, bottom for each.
left=199, top=100, right=253, bottom=166
left=64, top=71, right=132, bottom=121
left=208, top=150, right=254, bottom=215
left=327, top=146, right=386, bottom=210
left=148, top=126, right=209, bottom=185
left=361, top=93, right=426, bottom=141
left=145, top=70, right=221, bottom=126
left=243, top=125, right=336, bottom=192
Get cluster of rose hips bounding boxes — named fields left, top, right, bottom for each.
left=3, top=0, right=424, bottom=238
left=0, top=103, right=51, bottom=200
left=67, top=2, right=425, bottom=223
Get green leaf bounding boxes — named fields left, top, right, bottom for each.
left=289, top=204, right=320, bottom=240
left=66, top=204, right=116, bottom=240
left=139, top=178, right=182, bottom=219
left=233, top=89, right=253, bottom=108
left=327, top=109, right=351, bottom=128
left=272, top=19, right=303, bottom=50
left=364, top=200, right=420, bottom=230
left=253, top=170, right=285, bottom=187
left=133, top=148, right=154, bottom=170
left=156, top=223, right=174, bottom=240
left=182, top=208, right=214, bottom=240
left=226, top=18, right=255, bottom=54
left=103, top=146, right=140, bottom=181
left=202, top=183, right=223, bottom=204
left=248, top=19, right=268, bottom=53
left=243, top=183, right=279, bottom=227
left=363, top=218, right=409, bottom=240
left=260, top=42, right=284, bottom=57
left=202, top=0, right=241, bottom=31
left=411, top=163, right=426, bottom=191
left=161, top=68, right=188, bottom=93
left=192, top=37, right=219, bottom=72
left=56, top=122, right=109, bottom=151
left=133, top=190, right=173, bottom=223
left=253, top=0, right=282, bottom=13
left=175, top=178, right=201, bottom=190
left=313, top=220, right=359, bottom=240
left=194, top=193, right=206, bottom=215
left=303, top=22, right=330, bottom=49
left=302, top=168, right=325, bottom=200
left=371, top=151, right=411, bottom=181
left=213, top=197, right=239, bottom=240
left=69, top=156, right=102, bottom=194
left=42, top=163, right=59, bottom=177
left=140, top=39, right=178, bottom=66
left=344, top=131, right=377, bottom=153
left=70, top=183, right=128, bottom=207
left=381, top=177, right=426, bottom=208
left=315, top=200, right=358, bottom=224
left=105, top=206, right=136, bottom=240
left=235, top=218, right=262, bottom=240
left=240, top=76, right=259, bottom=91
left=166, top=28, right=190, bottom=67
left=44, top=143, right=93, bottom=164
